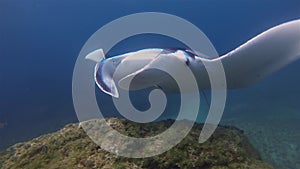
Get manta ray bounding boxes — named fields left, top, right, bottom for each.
left=86, top=20, right=300, bottom=98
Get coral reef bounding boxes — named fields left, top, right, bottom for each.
left=0, top=118, right=273, bottom=169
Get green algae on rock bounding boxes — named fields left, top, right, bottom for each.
left=0, top=118, right=273, bottom=169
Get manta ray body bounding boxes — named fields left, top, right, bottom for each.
left=86, top=20, right=300, bottom=98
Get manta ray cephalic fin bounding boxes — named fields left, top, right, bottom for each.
left=85, top=48, right=105, bottom=62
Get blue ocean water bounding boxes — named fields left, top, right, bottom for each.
left=0, top=0, right=299, bottom=168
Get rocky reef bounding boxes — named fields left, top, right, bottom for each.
left=0, top=118, right=273, bottom=169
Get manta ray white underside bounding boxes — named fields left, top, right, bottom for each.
left=86, top=20, right=300, bottom=98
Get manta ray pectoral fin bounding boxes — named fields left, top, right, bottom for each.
left=219, top=19, right=300, bottom=88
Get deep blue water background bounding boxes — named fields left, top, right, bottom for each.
left=0, top=0, right=300, bottom=168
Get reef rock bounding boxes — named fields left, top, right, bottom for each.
left=0, top=118, right=273, bottom=169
